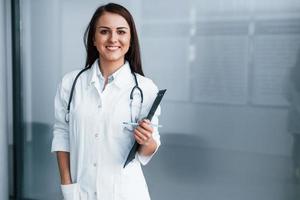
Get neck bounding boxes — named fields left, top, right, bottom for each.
left=98, top=58, right=125, bottom=79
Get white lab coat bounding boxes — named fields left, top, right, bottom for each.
left=51, top=60, right=161, bottom=200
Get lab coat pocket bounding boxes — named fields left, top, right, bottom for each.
left=61, top=183, right=80, bottom=200
left=61, top=183, right=88, bottom=200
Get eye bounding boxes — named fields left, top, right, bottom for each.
left=99, top=29, right=109, bottom=34
left=117, top=30, right=126, bottom=35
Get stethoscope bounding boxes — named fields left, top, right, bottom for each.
left=64, top=66, right=144, bottom=126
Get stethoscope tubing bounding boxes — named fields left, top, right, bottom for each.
left=65, top=67, right=143, bottom=123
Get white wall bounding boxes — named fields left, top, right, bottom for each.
left=0, top=0, right=10, bottom=198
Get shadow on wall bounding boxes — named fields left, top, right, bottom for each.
left=149, top=134, right=207, bottom=183
left=143, top=133, right=294, bottom=200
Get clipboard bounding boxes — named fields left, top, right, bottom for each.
left=123, top=89, right=167, bottom=168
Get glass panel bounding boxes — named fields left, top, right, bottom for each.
left=19, top=0, right=300, bottom=199
left=20, top=0, right=64, bottom=198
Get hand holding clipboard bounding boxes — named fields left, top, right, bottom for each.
left=123, top=89, right=167, bottom=168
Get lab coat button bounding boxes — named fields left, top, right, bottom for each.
left=93, top=163, right=97, bottom=167
left=95, top=133, right=99, bottom=138
left=94, top=192, right=97, bottom=196
left=98, top=104, right=101, bottom=108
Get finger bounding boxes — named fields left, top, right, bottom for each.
left=134, top=129, right=147, bottom=140
left=143, top=119, right=154, bottom=131
left=134, top=130, right=148, bottom=145
left=134, top=133, right=144, bottom=145
left=139, top=119, right=151, bottom=124
left=135, top=126, right=152, bottom=139
left=134, top=128, right=149, bottom=141
left=137, top=121, right=153, bottom=133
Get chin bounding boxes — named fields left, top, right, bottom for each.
left=103, top=56, right=124, bottom=63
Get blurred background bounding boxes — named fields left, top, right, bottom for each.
left=1, top=0, right=300, bottom=199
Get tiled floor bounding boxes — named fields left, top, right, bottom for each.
left=14, top=123, right=298, bottom=200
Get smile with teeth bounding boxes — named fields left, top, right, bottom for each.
left=106, top=46, right=120, bottom=51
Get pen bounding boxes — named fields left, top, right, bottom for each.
left=122, top=122, right=163, bottom=128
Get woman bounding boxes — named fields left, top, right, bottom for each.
left=51, top=3, right=161, bottom=200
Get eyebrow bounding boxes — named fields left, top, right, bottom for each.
left=97, top=26, right=129, bottom=29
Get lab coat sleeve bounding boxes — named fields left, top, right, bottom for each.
left=51, top=80, right=70, bottom=152
left=137, top=80, right=162, bottom=165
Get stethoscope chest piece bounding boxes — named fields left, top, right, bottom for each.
left=65, top=111, right=70, bottom=123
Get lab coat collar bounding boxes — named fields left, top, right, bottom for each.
left=88, top=59, right=133, bottom=89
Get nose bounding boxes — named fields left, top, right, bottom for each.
left=109, top=31, right=118, bottom=43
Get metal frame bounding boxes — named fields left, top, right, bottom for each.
left=11, top=0, right=24, bottom=199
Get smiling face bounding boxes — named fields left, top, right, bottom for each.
left=94, top=11, right=131, bottom=66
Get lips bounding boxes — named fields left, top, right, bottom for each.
left=106, top=46, right=120, bottom=51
